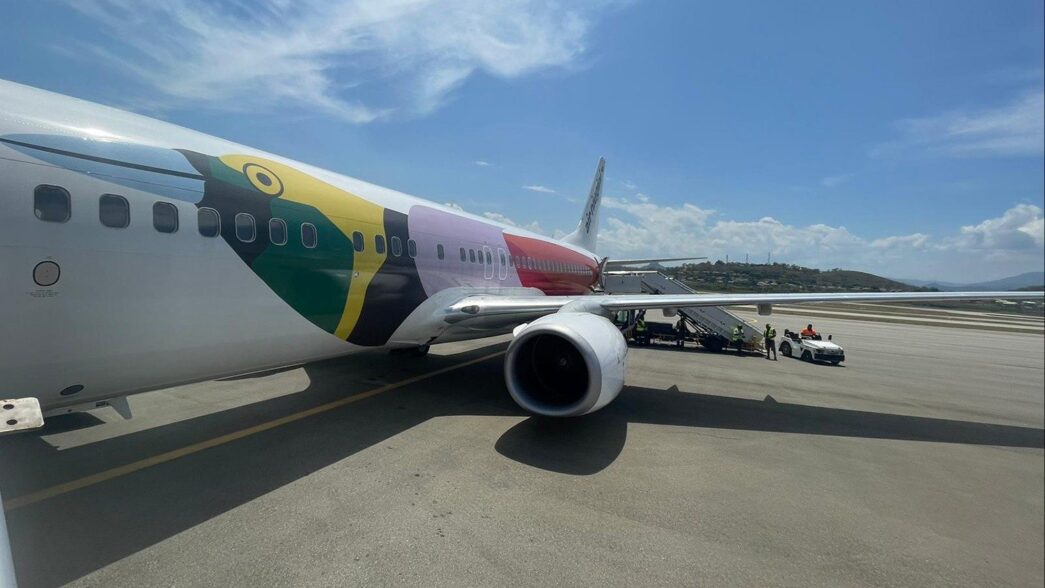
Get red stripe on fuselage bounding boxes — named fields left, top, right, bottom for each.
left=503, top=234, right=598, bottom=295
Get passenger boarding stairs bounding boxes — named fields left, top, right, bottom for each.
left=603, top=271, right=764, bottom=351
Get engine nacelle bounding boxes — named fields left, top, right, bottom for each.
left=504, top=312, right=628, bottom=417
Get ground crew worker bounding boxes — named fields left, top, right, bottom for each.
left=635, top=312, right=649, bottom=345
left=675, top=317, right=687, bottom=348
left=800, top=323, right=817, bottom=338
left=763, top=323, right=777, bottom=360
left=731, top=324, right=744, bottom=355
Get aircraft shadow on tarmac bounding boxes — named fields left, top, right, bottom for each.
left=496, top=385, right=1043, bottom=475
left=1, top=342, right=1043, bottom=587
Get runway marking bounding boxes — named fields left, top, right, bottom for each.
left=3, top=350, right=506, bottom=512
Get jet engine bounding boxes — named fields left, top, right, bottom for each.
left=504, top=312, right=628, bottom=417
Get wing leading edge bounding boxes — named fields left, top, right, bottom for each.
left=445, top=290, right=1044, bottom=322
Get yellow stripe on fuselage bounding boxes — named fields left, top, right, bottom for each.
left=219, top=155, right=386, bottom=340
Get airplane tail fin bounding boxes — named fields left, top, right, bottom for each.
left=563, top=157, right=605, bottom=253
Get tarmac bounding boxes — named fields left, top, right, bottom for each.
left=1, top=306, right=1042, bottom=587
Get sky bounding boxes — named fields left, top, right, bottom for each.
left=2, top=0, right=1043, bottom=282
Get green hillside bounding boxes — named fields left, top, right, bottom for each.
left=653, top=261, right=1042, bottom=316
left=661, top=261, right=933, bottom=293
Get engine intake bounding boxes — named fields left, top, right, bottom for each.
left=504, top=313, right=628, bottom=417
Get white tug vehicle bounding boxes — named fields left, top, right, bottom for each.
left=778, top=329, right=845, bottom=365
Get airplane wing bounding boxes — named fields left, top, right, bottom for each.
left=444, top=290, right=1044, bottom=322
left=603, top=256, right=708, bottom=269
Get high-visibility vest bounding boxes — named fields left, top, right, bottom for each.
left=732, top=327, right=743, bottom=341
left=764, top=327, right=776, bottom=339
left=636, top=320, right=647, bottom=332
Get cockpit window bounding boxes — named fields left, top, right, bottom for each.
left=99, top=194, right=130, bottom=228
left=153, top=202, right=179, bottom=233
left=198, top=208, right=221, bottom=237
left=235, top=213, right=255, bottom=242
left=269, top=218, right=288, bottom=245
left=34, top=185, right=71, bottom=223
left=301, top=223, right=317, bottom=248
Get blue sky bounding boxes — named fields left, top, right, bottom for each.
left=2, top=0, right=1043, bottom=282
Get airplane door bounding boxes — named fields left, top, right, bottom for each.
left=497, top=248, right=508, bottom=280
left=482, top=246, right=494, bottom=280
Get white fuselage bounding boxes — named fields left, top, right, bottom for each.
left=0, top=80, right=598, bottom=414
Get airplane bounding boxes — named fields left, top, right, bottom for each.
left=0, top=78, right=1041, bottom=426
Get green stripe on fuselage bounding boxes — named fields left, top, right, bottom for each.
left=251, top=198, right=353, bottom=334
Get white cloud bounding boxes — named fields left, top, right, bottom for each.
left=596, top=194, right=1045, bottom=282
left=820, top=173, right=853, bottom=187
left=952, top=203, right=1044, bottom=251
left=443, top=201, right=465, bottom=211
left=522, top=185, right=557, bottom=193
left=473, top=160, right=491, bottom=167
left=877, top=90, right=1045, bottom=158
left=483, top=211, right=545, bottom=234
left=870, top=233, right=930, bottom=250
left=67, top=0, right=617, bottom=122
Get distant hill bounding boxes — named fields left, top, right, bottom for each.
left=897, top=271, right=1045, bottom=291
left=663, top=262, right=932, bottom=293
left=963, top=272, right=1045, bottom=291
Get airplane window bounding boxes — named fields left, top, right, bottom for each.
left=500, top=252, right=507, bottom=267
left=407, top=239, right=417, bottom=258
left=352, top=231, right=365, bottom=252
left=437, top=244, right=445, bottom=260
left=508, top=256, right=514, bottom=267
left=479, top=251, right=485, bottom=264
left=99, top=194, right=129, bottom=228
left=270, top=218, right=288, bottom=245
left=391, top=236, right=402, bottom=256
left=198, top=208, right=221, bottom=237
left=375, top=235, right=386, bottom=254
left=469, top=249, right=476, bottom=263
left=153, top=202, right=179, bottom=233
left=301, top=223, right=317, bottom=248
left=34, top=185, right=71, bottom=223
left=485, top=250, right=492, bottom=265
left=459, top=247, right=466, bottom=262
left=235, top=213, right=255, bottom=242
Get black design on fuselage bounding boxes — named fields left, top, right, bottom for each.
left=179, top=150, right=273, bottom=266
left=348, top=209, right=429, bottom=346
